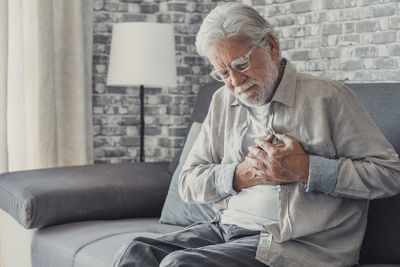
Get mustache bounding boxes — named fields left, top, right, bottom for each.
left=234, top=79, right=259, bottom=94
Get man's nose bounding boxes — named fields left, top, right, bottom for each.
left=229, top=69, right=246, bottom=87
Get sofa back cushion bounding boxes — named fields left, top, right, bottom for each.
left=160, top=122, right=215, bottom=226
left=349, top=83, right=400, bottom=152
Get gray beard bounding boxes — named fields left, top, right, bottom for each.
left=234, top=55, right=279, bottom=107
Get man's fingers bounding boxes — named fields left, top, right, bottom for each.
left=264, top=134, right=274, bottom=143
left=251, top=178, right=271, bottom=186
left=254, top=172, right=288, bottom=185
left=275, top=133, right=296, bottom=146
left=249, top=146, right=266, bottom=158
left=252, top=175, right=282, bottom=185
left=249, top=146, right=268, bottom=160
left=246, top=155, right=264, bottom=169
left=254, top=138, right=275, bottom=154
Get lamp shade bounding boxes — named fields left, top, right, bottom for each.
left=107, top=22, right=177, bottom=87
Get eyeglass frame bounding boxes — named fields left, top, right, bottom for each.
left=209, top=45, right=257, bottom=82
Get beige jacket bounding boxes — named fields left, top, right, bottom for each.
left=179, top=62, right=400, bottom=267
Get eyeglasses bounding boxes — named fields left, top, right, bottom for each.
left=210, top=46, right=257, bottom=82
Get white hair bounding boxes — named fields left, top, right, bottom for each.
left=195, top=2, right=280, bottom=57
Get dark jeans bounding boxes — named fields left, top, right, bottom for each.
left=114, top=222, right=268, bottom=267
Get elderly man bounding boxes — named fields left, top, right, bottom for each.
left=115, top=3, right=400, bottom=267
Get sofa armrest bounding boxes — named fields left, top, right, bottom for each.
left=0, top=162, right=171, bottom=229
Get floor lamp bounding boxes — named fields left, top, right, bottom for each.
left=107, top=23, right=177, bottom=162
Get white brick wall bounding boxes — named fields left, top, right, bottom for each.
left=256, top=0, right=400, bottom=82
left=93, top=0, right=400, bottom=163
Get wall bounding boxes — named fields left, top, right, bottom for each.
left=93, top=0, right=400, bottom=164
left=255, top=0, right=400, bottom=81
left=93, top=0, right=216, bottom=164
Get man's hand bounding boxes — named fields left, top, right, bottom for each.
left=233, top=134, right=275, bottom=191
left=233, top=133, right=310, bottom=191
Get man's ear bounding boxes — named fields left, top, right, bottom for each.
left=265, top=33, right=280, bottom=60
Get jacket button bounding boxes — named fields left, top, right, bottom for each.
left=394, top=153, right=399, bottom=159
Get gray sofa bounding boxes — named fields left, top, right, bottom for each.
left=0, top=82, right=399, bottom=267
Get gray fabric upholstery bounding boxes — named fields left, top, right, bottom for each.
left=160, top=122, right=215, bottom=226
left=0, top=162, right=171, bottom=229
left=32, top=218, right=183, bottom=267
left=349, top=83, right=400, bottom=152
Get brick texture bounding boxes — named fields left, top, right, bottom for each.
left=93, top=0, right=400, bottom=164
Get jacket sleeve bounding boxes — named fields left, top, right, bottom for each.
left=178, top=93, right=238, bottom=204
left=312, top=83, right=400, bottom=199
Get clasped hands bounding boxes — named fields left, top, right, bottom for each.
left=233, top=133, right=310, bottom=191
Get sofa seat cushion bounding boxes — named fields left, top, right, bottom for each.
left=31, top=218, right=183, bottom=267
left=356, top=265, right=400, bottom=267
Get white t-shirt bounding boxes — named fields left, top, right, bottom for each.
left=220, top=103, right=279, bottom=231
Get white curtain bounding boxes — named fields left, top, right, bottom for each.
left=0, top=1, right=93, bottom=265
left=0, top=0, right=93, bottom=174
left=0, top=1, right=8, bottom=174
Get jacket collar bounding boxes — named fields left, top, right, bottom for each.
left=230, top=59, right=297, bottom=108
left=270, top=60, right=296, bottom=107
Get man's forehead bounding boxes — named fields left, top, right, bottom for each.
left=214, top=38, right=251, bottom=53
left=208, top=38, right=252, bottom=66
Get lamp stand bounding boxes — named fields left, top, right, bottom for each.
left=140, top=84, right=145, bottom=162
